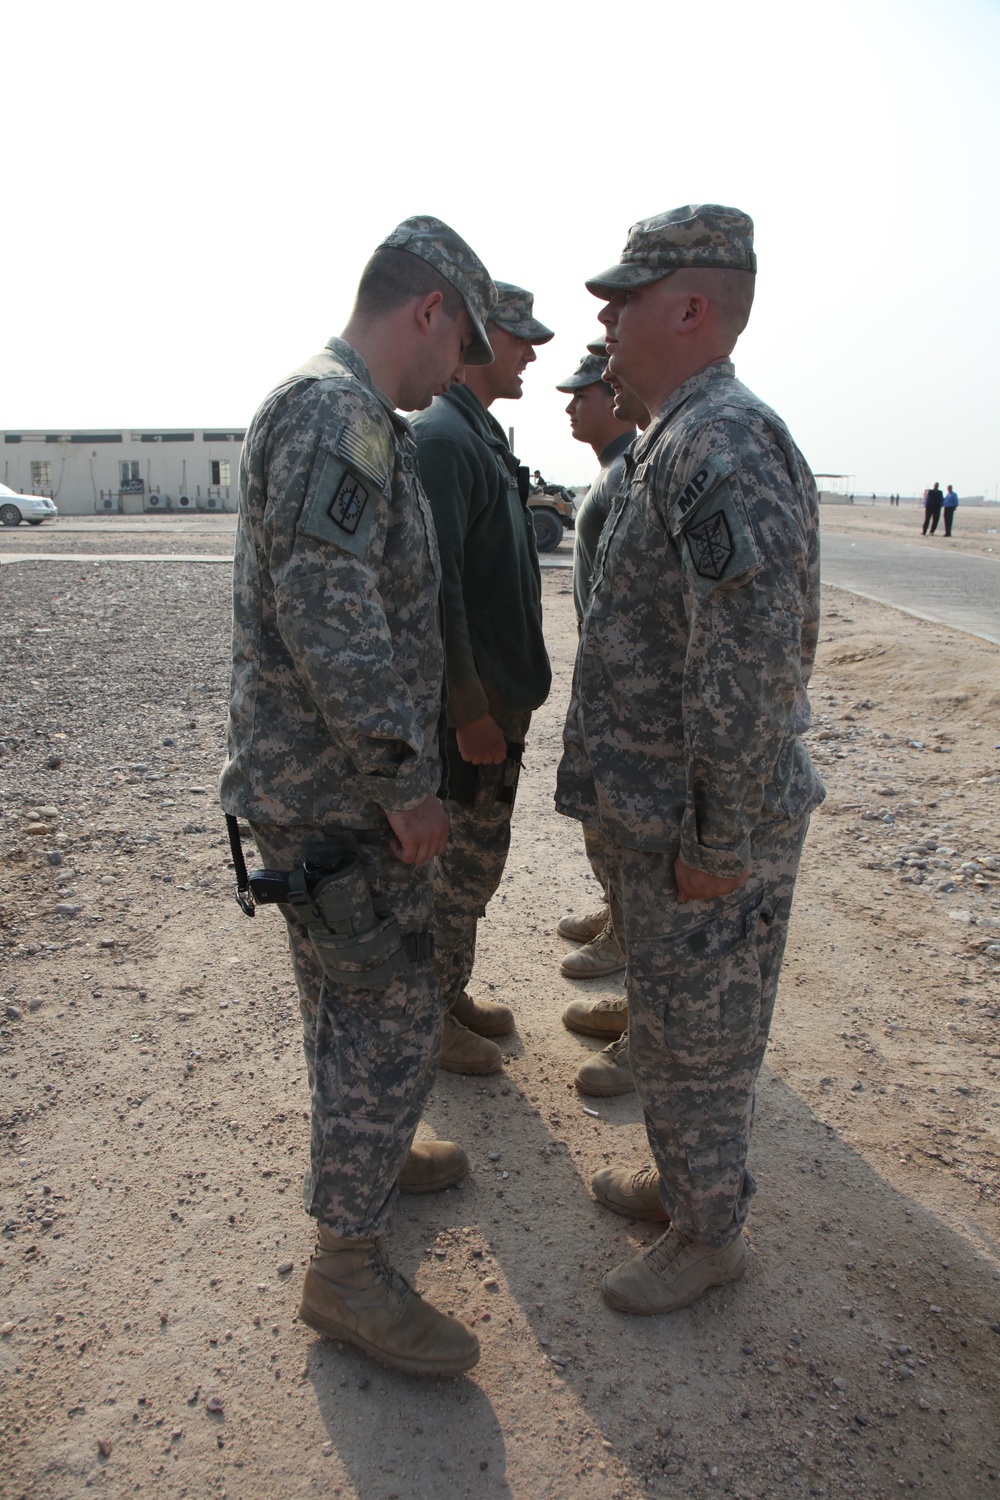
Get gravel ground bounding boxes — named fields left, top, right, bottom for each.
left=1, top=553, right=999, bottom=1499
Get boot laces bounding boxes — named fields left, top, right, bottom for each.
left=595, top=994, right=626, bottom=1015
left=632, top=1163, right=660, bottom=1194
left=364, top=1242, right=413, bottom=1306
left=606, top=1032, right=630, bottom=1059
left=644, top=1227, right=689, bottom=1274
left=591, top=920, right=619, bottom=954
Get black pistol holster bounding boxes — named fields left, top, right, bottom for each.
left=225, top=818, right=432, bottom=989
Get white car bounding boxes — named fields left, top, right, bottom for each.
left=0, top=482, right=59, bottom=527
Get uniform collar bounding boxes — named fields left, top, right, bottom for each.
left=324, top=336, right=413, bottom=436
left=597, top=429, right=636, bottom=469
left=440, top=383, right=512, bottom=453
left=636, top=358, right=736, bottom=459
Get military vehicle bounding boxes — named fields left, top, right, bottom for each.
left=527, top=481, right=577, bottom=552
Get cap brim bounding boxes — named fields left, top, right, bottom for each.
left=584, top=263, right=675, bottom=297
left=464, top=303, right=495, bottom=365
left=555, top=373, right=606, bottom=392
left=490, top=316, right=555, bottom=344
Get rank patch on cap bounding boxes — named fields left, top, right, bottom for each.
left=328, top=472, right=369, bottom=535
left=685, top=510, right=734, bottom=580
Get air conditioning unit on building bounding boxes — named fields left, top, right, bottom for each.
left=96, top=494, right=119, bottom=513
left=202, top=494, right=223, bottom=512
left=176, top=493, right=197, bottom=511
left=146, top=492, right=171, bottom=511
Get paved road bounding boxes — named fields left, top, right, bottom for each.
left=4, top=523, right=997, bottom=645
left=821, top=533, right=1000, bottom=646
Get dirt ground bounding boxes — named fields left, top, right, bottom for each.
left=2, top=517, right=999, bottom=1499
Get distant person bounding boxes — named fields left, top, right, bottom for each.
left=942, top=484, right=959, bottom=536
left=923, top=480, right=944, bottom=535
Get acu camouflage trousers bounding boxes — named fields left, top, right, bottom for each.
left=617, top=814, right=809, bottom=1247
left=582, top=821, right=624, bottom=939
left=249, top=822, right=441, bottom=1240
left=434, top=711, right=531, bottom=1011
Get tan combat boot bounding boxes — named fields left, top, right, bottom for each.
left=575, top=1032, right=634, bottom=1097
left=602, top=1225, right=748, bottom=1315
left=557, top=904, right=610, bottom=944
left=299, top=1225, right=480, bottom=1376
left=438, top=1013, right=503, bottom=1075
left=559, top=919, right=626, bottom=979
left=398, top=1140, right=469, bottom=1194
left=450, top=989, right=515, bottom=1038
left=561, top=991, right=627, bottom=1040
left=591, top=1163, right=668, bottom=1221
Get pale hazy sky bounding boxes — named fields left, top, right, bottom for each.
left=4, top=0, right=999, bottom=495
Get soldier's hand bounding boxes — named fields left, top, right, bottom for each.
left=674, top=856, right=749, bottom=904
left=387, top=795, right=450, bottom=865
left=456, top=714, right=508, bottom=765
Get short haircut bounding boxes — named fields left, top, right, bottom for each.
left=674, top=267, right=756, bottom=345
left=354, top=246, right=464, bottom=320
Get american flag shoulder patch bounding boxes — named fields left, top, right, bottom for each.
left=332, top=421, right=391, bottom=495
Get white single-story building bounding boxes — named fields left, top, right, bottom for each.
left=0, top=428, right=246, bottom=514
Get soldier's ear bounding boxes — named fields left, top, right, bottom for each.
left=677, top=293, right=710, bottom=336
left=415, top=290, right=445, bottom=335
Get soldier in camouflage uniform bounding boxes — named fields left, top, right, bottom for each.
left=556, top=205, right=825, bottom=1314
left=555, top=354, right=650, bottom=1097
left=411, top=284, right=554, bottom=1075
left=220, top=216, right=496, bottom=1375
left=555, top=353, right=634, bottom=990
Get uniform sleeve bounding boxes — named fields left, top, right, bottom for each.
left=666, top=420, right=811, bottom=877
left=573, top=464, right=621, bottom=624
left=263, top=387, right=433, bottom=814
left=415, top=435, right=491, bottom=727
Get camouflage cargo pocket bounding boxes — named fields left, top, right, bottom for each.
left=628, top=888, right=769, bottom=1068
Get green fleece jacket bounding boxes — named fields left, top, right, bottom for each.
left=411, top=385, right=551, bottom=727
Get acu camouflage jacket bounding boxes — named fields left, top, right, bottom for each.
left=557, top=358, right=825, bottom=874
left=220, top=338, right=445, bottom=829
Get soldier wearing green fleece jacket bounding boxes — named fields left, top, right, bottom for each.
left=411, top=282, right=553, bottom=1073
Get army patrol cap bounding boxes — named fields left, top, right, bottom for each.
left=586, top=204, right=756, bottom=297
left=555, top=353, right=609, bottom=392
left=379, top=215, right=497, bottom=364
left=586, top=337, right=608, bottom=358
left=489, top=282, right=554, bottom=344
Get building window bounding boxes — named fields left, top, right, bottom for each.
left=210, top=459, right=231, bottom=486
left=31, top=461, right=52, bottom=491
left=120, top=460, right=140, bottom=484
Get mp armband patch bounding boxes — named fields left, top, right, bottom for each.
left=671, top=453, right=760, bottom=586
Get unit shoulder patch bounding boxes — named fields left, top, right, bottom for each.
left=298, top=442, right=380, bottom=557
left=327, top=471, right=369, bottom=534
left=671, top=452, right=760, bottom=589
left=685, top=510, right=734, bottom=580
